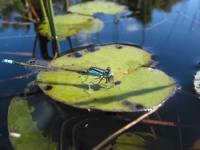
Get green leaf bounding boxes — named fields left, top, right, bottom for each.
left=68, top=1, right=127, bottom=15
left=8, top=96, right=57, bottom=150
left=112, top=132, right=174, bottom=150
left=38, top=14, right=103, bottom=40
left=37, top=44, right=175, bottom=112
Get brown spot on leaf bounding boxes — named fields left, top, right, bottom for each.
left=44, top=85, right=52, bottom=91
left=122, top=101, right=136, bottom=110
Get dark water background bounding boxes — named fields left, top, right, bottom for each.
left=1, top=0, right=200, bottom=149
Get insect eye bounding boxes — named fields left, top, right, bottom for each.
left=106, top=68, right=110, bottom=71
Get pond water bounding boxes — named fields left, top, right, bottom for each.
left=1, top=0, right=200, bottom=149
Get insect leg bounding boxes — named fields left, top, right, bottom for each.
left=88, top=77, right=101, bottom=93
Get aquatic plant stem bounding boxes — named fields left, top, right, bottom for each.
left=93, top=105, right=160, bottom=150
left=178, top=114, right=183, bottom=149
left=66, top=0, right=69, bottom=10
left=46, top=0, right=61, bottom=56
left=40, top=0, right=47, bottom=20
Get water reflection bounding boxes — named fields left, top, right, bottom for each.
left=114, top=0, right=181, bottom=26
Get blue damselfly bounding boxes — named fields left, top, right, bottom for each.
left=1, top=59, right=115, bottom=93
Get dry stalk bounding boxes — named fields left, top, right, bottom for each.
left=93, top=105, right=160, bottom=150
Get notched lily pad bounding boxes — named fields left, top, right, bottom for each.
left=8, top=96, right=57, bottom=150
left=38, top=14, right=103, bottom=40
left=112, top=132, right=174, bottom=150
left=68, top=1, right=128, bottom=15
left=37, top=44, right=175, bottom=112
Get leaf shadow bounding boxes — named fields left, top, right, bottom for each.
left=37, top=80, right=175, bottom=111
left=37, top=80, right=102, bottom=91
left=75, top=83, right=175, bottom=106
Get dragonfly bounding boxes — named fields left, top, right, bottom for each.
left=1, top=59, right=115, bottom=93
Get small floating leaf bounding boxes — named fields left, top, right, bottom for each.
left=37, top=44, right=175, bottom=112
left=8, top=97, right=57, bottom=150
left=38, top=14, right=103, bottom=40
left=112, top=132, right=174, bottom=150
left=68, top=1, right=128, bottom=15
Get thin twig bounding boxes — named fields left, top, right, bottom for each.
left=117, top=115, right=200, bottom=130
left=0, top=72, right=35, bottom=83
left=93, top=105, right=160, bottom=150
left=142, top=119, right=176, bottom=126
left=51, top=52, right=58, bottom=61
left=27, top=0, right=40, bottom=22
left=178, top=114, right=183, bottom=149
left=146, top=117, right=157, bottom=140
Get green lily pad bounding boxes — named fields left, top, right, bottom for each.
left=37, top=44, right=175, bottom=112
left=8, top=96, right=57, bottom=150
left=38, top=14, right=103, bottom=40
left=112, top=132, right=174, bottom=150
left=68, top=1, right=127, bottom=15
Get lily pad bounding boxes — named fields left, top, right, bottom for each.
left=112, top=132, right=174, bottom=150
left=68, top=1, right=127, bottom=15
left=38, top=14, right=103, bottom=40
left=8, top=96, right=57, bottom=150
left=194, top=70, right=200, bottom=94
left=192, top=138, right=200, bottom=149
left=37, top=44, right=175, bottom=112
